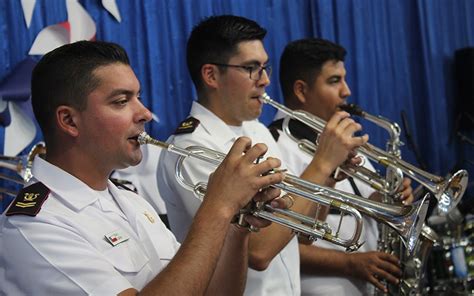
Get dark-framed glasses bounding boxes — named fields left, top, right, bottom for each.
left=211, top=63, right=272, bottom=81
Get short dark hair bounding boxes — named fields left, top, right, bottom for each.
left=186, top=15, right=267, bottom=92
left=279, top=38, right=346, bottom=103
left=31, top=40, right=130, bottom=142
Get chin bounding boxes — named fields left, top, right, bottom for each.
left=129, top=156, right=143, bottom=167
left=247, top=110, right=262, bottom=121
left=126, top=152, right=143, bottom=167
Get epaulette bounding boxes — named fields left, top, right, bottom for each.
left=6, top=182, right=50, bottom=217
left=268, top=119, right=284, bottom=141
left=268, top=118, right=318, bottom=143
left=174, top=117, right=200, bottom=135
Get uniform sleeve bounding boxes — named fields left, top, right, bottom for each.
left=2, top=216, right=136, bottom=295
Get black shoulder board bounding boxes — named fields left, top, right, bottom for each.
left=174, top=117, right=200, bottom=135
left=110, top=178, right=138, bottom=193
left=268, top=119, right=284, bottom=141
left=6, top=182, right=50, bottom=217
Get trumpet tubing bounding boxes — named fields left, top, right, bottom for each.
left=339, top=102, right=470, bottom=214
left=261, top=93, right=469, bottom=214
left=0, top=156, right=23, bottom=174
left=140, top=132, right=363, bottom=250
left=276, top=99, right=404, bottom=196
left=0, top=142, right=46, bottom=182
left=139, top=132, right=428, bottom=253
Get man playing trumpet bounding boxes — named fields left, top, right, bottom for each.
left=270, top=37, right=414, bottom=295
left=0, top=40, right=286, bottom=295
left=157, top=15, right=368, bottom=295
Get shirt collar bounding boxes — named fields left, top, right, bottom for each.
left=31, top=157, right=101, bottom=211
left=189, top=101, right=241, bottom=147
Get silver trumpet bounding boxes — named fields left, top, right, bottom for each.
left=139, top=132, right=430, bottom=253
left=339, top=102, right=469, bottom=214
left=280, top=114, right=403, bottom=196
left=261, top=93, right=468, bottom=214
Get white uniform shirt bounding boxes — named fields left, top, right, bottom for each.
left=272, top=111, right=379, bottom=296
left=112, top=144, right=167, bottom=214
left=0, top=157, right=180, bottom=296
left=157, top=101, right=300, bottom=296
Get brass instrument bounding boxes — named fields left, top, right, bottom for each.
left=339, top=103, right=442, bottom=295
left=280, top=114, right=403, bottom=196
left=401, top=225, right=439, bottom=294
left=0, top=143, right=46, bottom=203
left=139, top=132, right=430, bottom=253
left=0, top=142, right=46, bottom=183
left=261, top=93, right=468, bottom=214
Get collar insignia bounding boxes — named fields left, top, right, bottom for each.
left=143, top=211, right=155, bottom=223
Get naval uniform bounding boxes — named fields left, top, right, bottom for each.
left=0, top=156, right=179, bottom=295
left=157, top=101, right=300, bottom=296
left=112, top=144, right=167, bottom=215
left=269, top=110, right=379, bottom=296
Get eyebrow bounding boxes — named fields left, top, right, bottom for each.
left=240, top=59, right=270, bottom=66
left=106, top=88, right=140, bottom=100
left=327, top=74, right=342, bottom=80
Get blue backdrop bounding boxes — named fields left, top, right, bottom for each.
left=1, top=0, right=473, bottom=206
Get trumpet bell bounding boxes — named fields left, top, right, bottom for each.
left=397, top=193, right=430, bottom=252
left=436, top=169, right=469, bottom=214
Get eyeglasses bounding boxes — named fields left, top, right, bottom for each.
left=211, top=63, right=272, bottom=81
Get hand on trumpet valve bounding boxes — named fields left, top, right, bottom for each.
left=395, top=177, right=414, bottom=205
left=312, top=111, right=369, bottom=179
left=327, top=152, right=363, bottom=184
left=233, top=188, right=292, bottom=231
left=203, top=137, right=285, bottom=230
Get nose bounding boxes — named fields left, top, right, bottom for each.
left=256, top=68, right=271, bottom=88
left=135, top=99, right=152, bottom=123
left=341, top=80, right=351, bottom=98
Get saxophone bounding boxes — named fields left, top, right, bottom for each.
left=340, top=104, right=437, bottom=295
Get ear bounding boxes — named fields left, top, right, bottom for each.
left=201, top=64, right=219, bottom=89
left=293, top=79, right=308, bottom=104
left=55, top=106, right=80, bottom=137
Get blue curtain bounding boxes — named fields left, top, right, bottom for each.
left=1, top=0, right=473, bottom=209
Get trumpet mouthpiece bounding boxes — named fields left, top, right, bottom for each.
left=338, top=103, right=365, bottom=117
left=137, top=132, right=151, bottom=145
left=261, top=93, right=271, bottom=103
left=137, top=131, right=170, bottom=150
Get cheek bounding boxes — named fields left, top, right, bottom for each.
left=321, top=90, right=341, bottom=107
left=92, top=118, right=128, bottom=142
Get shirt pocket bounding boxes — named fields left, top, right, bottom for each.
left=103, top=238, right=149, bottom=273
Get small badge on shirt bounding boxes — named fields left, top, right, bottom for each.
left=143, top=211, right=155, bottom=223
left=105, top=230, right=130, bottom=246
